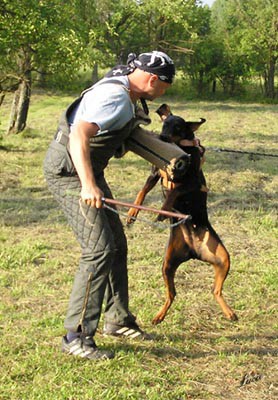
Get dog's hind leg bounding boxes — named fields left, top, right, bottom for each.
left=152, top=255, right=179, bottom=325
left=152, top=227, right=188, bottom=325
left=197, top=229, right=238, bottom=321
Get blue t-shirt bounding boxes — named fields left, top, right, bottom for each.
left=68, top=76, right=135, bottom=134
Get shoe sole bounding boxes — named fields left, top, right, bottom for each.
left=103, top=327, right=153, bottom=340
left=61, top=338, right=114, bottom=360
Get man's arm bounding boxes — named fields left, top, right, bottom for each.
left=69, top=120, right=103, bottom=208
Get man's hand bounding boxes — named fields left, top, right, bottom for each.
left=81, top=185, right=104, bottom=208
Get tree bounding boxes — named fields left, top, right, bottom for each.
left=208, top=0, right=249, bottom=95
left=180, top=4, right=216, bottom=94
left=133, top=0, right=200, bottom=61
left=234, top=0, right=278, bottom=98
left=210, top=0, right=278, bottom=98
left=0, top=0, right=87, bottom=134
left=85, top=0, right=141, bottom=70
left=89, top=0, right=203, bottom=68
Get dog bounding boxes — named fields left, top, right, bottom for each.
left=127, top=105, right=238, bottom=324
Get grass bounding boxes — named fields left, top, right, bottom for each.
left=0, top=91, right=277, bottom=400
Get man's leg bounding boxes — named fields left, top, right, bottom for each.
left=45, top=173, right=118, bottom=335
left=101, top=186, right=150, bottom=339
left=102, top=202, right=135, bottom=326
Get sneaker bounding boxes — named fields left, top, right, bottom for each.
left=61, top=335, right=114, bottom=360
left=103, top=322, right=152, bottom=340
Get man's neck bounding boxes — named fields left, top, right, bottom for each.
left=128, top=69, right=149, bottom=103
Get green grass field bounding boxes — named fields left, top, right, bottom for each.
left=0, top=92, right=277, bottom=400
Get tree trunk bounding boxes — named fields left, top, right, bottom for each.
left=264, top=57, right=276, bottom=99
left=37, top=69, right=47, bottom=88
left=197, top=70, right=204, bottom=95
left=92, top=63, right=98, bottom=84
left=229, top=77, right=236, bottom=96
left=7, top=47, right=31, bottom=134
left=7, top=75, right=31, bottom=134
left=9, top=80, right=31, bottom=134
left=0, top=93, right=5, bottom=107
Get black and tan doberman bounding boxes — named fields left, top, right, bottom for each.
left=127, top=107, right=238, bottom=324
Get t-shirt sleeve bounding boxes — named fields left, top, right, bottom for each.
left=74, top=84, right=134, bottom=132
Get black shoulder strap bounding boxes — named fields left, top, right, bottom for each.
left=81, top=78, right=128, bottom=96
left=81, top=78, right=149, bottom=114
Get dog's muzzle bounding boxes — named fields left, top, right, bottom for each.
left=166, top=154, right=191, bottom=181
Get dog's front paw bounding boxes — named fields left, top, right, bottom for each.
left=152, top=313, right=165, bottom=325
left=228, top=312, right=238, bottom=322
left=126, top=208, right=139, bottom=225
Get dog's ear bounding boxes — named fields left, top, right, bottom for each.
left=186, top=118, right=206, bottom=132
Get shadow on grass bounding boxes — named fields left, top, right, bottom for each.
left=0, top=186, right=66, bottom=227
left=0, top=144, right=27, bottom=152
left=208, top=189, right=276, bottom=212
left=206, top=152, right=278, bottom=175
left=1, top=183, right=276, bottom=229
left=152, top=345, right=278, bottom=359
left=112, top=332, right=278, bottom=359
left=169, top=102, right=278, bottom=114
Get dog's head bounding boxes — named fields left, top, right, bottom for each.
left=157, top=103, right=206, bottom=143
left=165, top=116, right=206, bottom=140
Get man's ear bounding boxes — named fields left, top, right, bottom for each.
left=149, top=74, right=159, bottom=87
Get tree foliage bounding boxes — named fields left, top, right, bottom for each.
left=210, top=0, right=278, bottom=97
left=234, top=0, right=278, bottom=98
left=0, top=0, right=277, bottom=133
left=0, top=0, right=87, bottom=133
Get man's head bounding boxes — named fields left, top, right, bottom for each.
left=127, top=51, right=175, bottom=101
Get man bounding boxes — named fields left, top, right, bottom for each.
left=43, top=51, right=175, bottom=360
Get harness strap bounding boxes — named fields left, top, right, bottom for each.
left=160, top=169, right=180, bottom=190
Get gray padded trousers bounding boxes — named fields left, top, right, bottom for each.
left=44, top=140, right=135, bottom=336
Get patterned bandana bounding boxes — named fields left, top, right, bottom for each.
left=106, top=51, right=175, bottom=84
left=130, top=51, right=175, bottom=84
